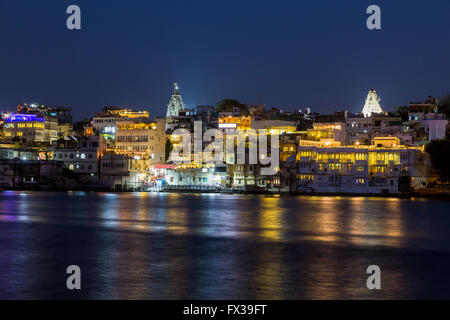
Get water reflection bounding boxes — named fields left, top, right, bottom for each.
left=259, top=197, right=284, bottom=241
left=0, top=191, right=450, bottom=299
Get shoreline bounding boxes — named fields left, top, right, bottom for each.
left=1, top=187, right=450, bottom=200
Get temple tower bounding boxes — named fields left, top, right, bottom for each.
left=166, top=82, right=185, bottom=117
left=362, top=89, right=383, bottom=117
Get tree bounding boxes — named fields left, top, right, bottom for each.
left=393, top=105, right=409, bottom=114
left=165, top=137, right=173, bottom=162
left=439, top=94, right=450, bottom=118
left=425, top=139, right=450, bottom=182
left=392, top=105, right=410, bottom=121
left=216, top=99, right=249, bottom=115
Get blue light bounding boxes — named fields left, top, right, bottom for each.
left=5, top=114, right=45, bottom=123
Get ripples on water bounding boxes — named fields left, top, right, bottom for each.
left=0, top=191, right=450, bottom=299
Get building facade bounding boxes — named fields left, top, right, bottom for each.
left=296, top=137, right=428, bottom=194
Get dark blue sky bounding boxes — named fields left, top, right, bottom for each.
left=0, top=0, right=449, bottom=120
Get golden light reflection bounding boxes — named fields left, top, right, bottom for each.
left=165, top=198, right=188, bottom=235
left=253, top=248, right=283, bottom=299
left=347, top=197, right=406, bottom=247
left=259, top=197, right=284, bottom=241
left=135, top=194, right=150, bottom=231
left=383, top=198, right=405, bottom=247
left=299, top=197, right=341, bottom=243
left=314, top=197, right=340, bottom=242
left=347, top=197, right=368, bottom=241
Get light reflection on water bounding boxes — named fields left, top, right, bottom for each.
left=0, top=191, right=450, bottom=299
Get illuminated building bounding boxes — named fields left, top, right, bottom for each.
left=53, top=135, right=106, bottom=180
left=165, top=83, right=196, bottom=132
left=166, top=82, right=185, bottom=117
left=362, top=89, right=384, bottom=117
left=92, top=106, right=149, bottom=133
left=17, top=103, right=72, bottom=124
left=114, top=119, right=166, bottom=163
left=218, top=115, right=251, bottom=130
left=57, top=122, right=75, bottom=139
left=251, top=120, right=297, bottom=134
left=164, top=164, right=228, bottom=189
left=102, top=106, right=149, bottom=119
left=346, top=114, right=404, bottom=145
left=305, top=122, right=346, bottom=145
left=99, top=154, right=151, bottom=191
left=296, top=137, right=428, bottom=194
left=2, top=114, right=58, bottom=143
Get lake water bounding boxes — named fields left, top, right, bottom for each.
left=0, top=191, right=450, bottom=299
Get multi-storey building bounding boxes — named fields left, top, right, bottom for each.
left=346, top=114, right=405, bottom=145
left=409, top=113, right=448, bottom=142
left=2, top=114, right=58, bottom=143
left=296, top=137, right=428, bottom=195
left=17, top=103, right=72, bottom=124
left=114, top=119, right=166, bottom=163
left=53, top=135, right=106, bottom=179
left=218, top=115, right=251, bottom=130
left=409, top=96, right=439, bottom=113
left=92, top=106, right=149, bottom=134
left=306, top=122, right=346, bottom=145
left=99, top=154, right=150, bottom=191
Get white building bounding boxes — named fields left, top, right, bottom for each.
left=164, top=165, right=227, bottom=189
left=166, top=83, right=185, bottom=117
left=409, top=112, right=448, bottom=141
left=362, top=89, right=384, bottom=118
left=53, top=135, right=106, bottom=182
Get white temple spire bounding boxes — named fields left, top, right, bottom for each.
left=362, top=89, right=383, bottom=117
left=166, top=82, right=185, bottom=117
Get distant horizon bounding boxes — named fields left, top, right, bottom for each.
left=0, top=86, right=447, bottom=123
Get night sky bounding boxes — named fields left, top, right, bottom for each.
left=0, top=0, right=449, bottom=121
